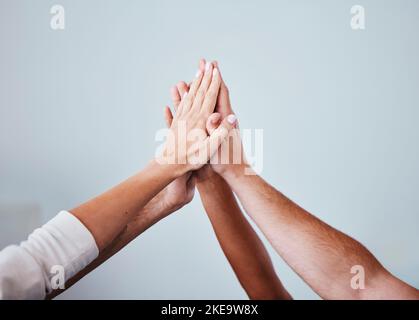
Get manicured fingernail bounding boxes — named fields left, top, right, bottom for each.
left=227, top=114, right=237, bottom=124
left=195, top=70, right=201, bottom=78
left=205, top=61, right=211, bottom=71
left=183, top=92, right=187, bottom=99
left=213, top=68, right=218, bottom=76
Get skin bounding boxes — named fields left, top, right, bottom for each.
left=165, top=59, right=291, bottom=300
left=71, top=61, right=235, bottom=252
left=202, top=72, right=419, bottom=299
left=221, top=165, right=419, bottom=299
left=51, top=62, right=236, bottom=298
left=48, top=177, right=195, bottom=299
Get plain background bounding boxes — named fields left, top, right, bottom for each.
left=0, top=0, right=418, bottom=299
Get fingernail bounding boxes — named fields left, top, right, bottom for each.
left=227, top=114, right=237, bottom=124
left=183, top=92, right=188, bottom=99
left=213, top=68, right=218, bottom=76
left=195, top=70, right=201, bottom=78
left=205, top=61, right=211, bottom=71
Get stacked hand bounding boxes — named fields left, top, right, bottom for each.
left=157, top=59, right=245, bottom=210
left=164, top=59, right=248, bottom=188
left=158, top=61, right=237, bottom=173
left=13, top=57, right=416, bottom=302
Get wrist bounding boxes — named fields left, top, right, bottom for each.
left=219, top=164, right=253, bottom=181
left=151, top=157, right=189, bottom=180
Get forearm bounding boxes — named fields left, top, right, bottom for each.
left=71, top=160, right=181, bottom=251
left=222, top=166, right=419, bottom=299
left=47, top=194, right=174, bottom=299
left=196, top=168, right=291, bottom=300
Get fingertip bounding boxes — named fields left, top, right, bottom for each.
left=205, top=61, right=213, bottom=72
left=199, top=58, right=206, bottom=71
left=177, top=81, right=188, bottom=95
left=177, top=81, right=187, bottom=89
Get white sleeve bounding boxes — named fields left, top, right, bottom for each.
left=0, top=211, right=99, bottom=300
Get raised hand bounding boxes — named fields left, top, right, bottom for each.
left=167, top=59, right=248, bottom=177
left=159, top=61, right=237, bottom=175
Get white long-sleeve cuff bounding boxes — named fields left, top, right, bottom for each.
left=0, top=211, right=99, bottom=299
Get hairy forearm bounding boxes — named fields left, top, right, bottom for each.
left=47, top=194, right=174, bottom=299
left=221, top=166, right=419, bottom=299
left=196, top=168, right=291, bottom=300
left=71, top=160, right=179, bottom=251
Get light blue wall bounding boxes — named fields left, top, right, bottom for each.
left=0, top=0, right=418, bottom=299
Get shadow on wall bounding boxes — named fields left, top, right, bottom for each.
left=0, top=203, right=42, bottom=248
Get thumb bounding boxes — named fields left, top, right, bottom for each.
left=206, top=112, right=222, bottom=135
left=205, top=114, right=237, bottom=160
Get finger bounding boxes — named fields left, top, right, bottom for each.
left=199, top=58, right=206, bottom=72
left=212, top=61, right=229, bottom=96
left=200, top=67, right=222, bottom=115
left=218, top=81, right=230, bottom=106
left=174, top=81, right=188, bottom=115
left=191, top=61, right=214, bottom=112
left=216, top=80, right=233, bottom=119
left=180, top=63, right=205, bottom=114
left=212, top=61, right=225, bottom=86
left=211, top=62, right=234, bottom=119
left=205, top=112, right=221, bottom=135
left=164, top=106, right=174, bottom=128
left=176, top=81, right=188, bottom=100
left=212, top=61, right=230, bottom=104
left=170, top=86, right=181, bottom=110
left=205, top=114, right=237, bottom=160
